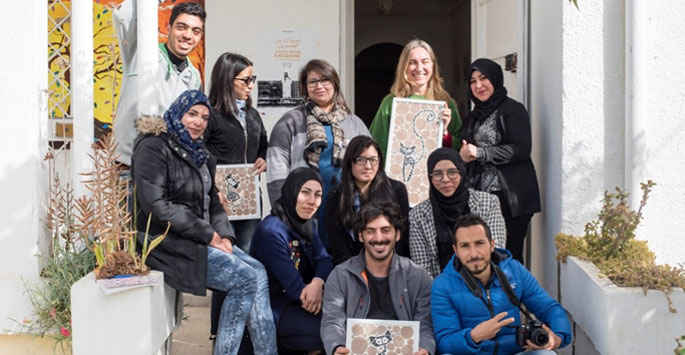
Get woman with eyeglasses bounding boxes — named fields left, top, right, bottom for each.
left=266, top=59, right=369, bottom=248
left=204, top=53, right=269, bottom=343
left=369, top=39, right=462, bottom=164
left=325, top=136, right=410, bottom=265
left=460, top=58, right=541, bottom=263
left=409, top=148, right=506, bottom=279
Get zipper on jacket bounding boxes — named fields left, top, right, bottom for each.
left=242, top=125, right=248, bottom=164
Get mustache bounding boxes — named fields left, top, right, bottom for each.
left=369, top=240, right=391, bottom=246
left=467, top=257, right=485, bottom=263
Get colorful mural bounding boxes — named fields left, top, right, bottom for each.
left=47, top=0, right=206, bottom=140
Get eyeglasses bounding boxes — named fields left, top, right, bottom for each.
left=430, top=168, right=460, bottom=181
left=235, top=76, right=257, bottom=85
left=306, top=77, right=333, bottom=88
left=353, top=156, right=380, bottom=166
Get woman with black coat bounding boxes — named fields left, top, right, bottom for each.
left=459, top=58, right=541, bottom=263
left=132, top=90, right=277, bottom=355
left=325, top=135, right=410, bottom=265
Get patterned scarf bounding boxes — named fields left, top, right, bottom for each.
left=163, top=90, right=210, bottom=167
left=304, top=101, right=347, bottom=168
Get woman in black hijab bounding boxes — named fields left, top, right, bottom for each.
left=250, top=167, right=333, bottom=354
left=409, top=148, right=506, bottom=278
left=459, top=58, right=541, bottom=263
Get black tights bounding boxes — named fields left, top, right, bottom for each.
left=493, top=191, right=532, bottom=264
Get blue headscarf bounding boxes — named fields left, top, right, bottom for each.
left=163, top=90, right=210, bottom=167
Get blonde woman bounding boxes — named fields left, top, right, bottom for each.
left=369, top=39, right=462, bottom=162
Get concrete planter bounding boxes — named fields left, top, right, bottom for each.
left=559, top=256, right=685, bottom=355
left=70, top=271, right=178, bottom=355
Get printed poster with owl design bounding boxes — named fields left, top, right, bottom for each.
left=214, top=164, right=261, bottom=221
left=345, top=318, right=420, bottom=355
left=386, top=98, right=444, bottom=206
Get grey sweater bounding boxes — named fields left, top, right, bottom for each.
left=265, top=106, right=369, bottom=204
left=321, top=253, right=435, bottom=355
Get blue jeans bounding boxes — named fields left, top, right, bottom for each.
left=210, top=218, right=261, bottom=336
left=206, top=246, right=277, bottom=355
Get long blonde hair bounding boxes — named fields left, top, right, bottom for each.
left=390, top=39, right=452, bottom=103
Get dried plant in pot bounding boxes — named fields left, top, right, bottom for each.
left=76, top=135, right=168, bottom=283
left=555, top=181, right=685, bottom=311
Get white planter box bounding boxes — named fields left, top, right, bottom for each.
left=71, top=271, right=178, bottom=355
left=559, top=256, right=685, bottom=355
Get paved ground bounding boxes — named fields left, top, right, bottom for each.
left=171, top=294, right=212, bottom=355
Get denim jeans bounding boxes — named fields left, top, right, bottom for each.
left=206, top=246, right=277, bottom=355
left=210, top=218, right=261, bottom=336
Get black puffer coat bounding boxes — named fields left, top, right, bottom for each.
left=131, top=116, right=234, bottom=296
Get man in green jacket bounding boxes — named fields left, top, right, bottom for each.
left=321, top=201, right=434, bottom=355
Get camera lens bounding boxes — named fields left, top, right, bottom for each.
left=531, top=328, right=549, bottom=346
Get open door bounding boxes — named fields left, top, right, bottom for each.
left=471, top=0, right=528, bottom=105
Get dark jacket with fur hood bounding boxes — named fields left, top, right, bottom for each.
left=131, top=115, right=234, bottom=296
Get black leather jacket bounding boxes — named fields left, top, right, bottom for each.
left=203, top=106, right=268, bottom=164
left=131, top=116, right=234, bottom=296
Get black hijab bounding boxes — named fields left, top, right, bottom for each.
left=464, top=58, right=509, bottom=135
left=427, top=148, right=471, bottom=271
left=271, top=167, right=323, bottom=243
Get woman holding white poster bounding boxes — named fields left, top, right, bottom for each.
left=369, top=39, right=462, bottom=164
left=204, top=52, right=269, bottom=345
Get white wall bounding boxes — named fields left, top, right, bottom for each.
left=530, top=0, right=564, bottom=294
left=532, top=0, right=685, bottom=295
left=0, top=1, right=48, bottom=332
left=636, top=0, right=685, bottom=266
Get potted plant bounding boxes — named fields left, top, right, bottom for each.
left=19, top=136, right=171, bottom=354
left=555, top=181, right=685, bottom=354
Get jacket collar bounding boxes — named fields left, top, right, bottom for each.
left=346, top=250, right=400, bottom=280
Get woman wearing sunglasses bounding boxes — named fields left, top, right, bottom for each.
left=203, top=52, right=269, bottom=342
left=409, top=148, right=506, bottom=279
left=325, top=136, right=410, bottom=265
left=266, top=59, right=369, bottom=248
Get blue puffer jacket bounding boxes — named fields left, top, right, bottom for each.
left=431, top=249, right=572, bottom=355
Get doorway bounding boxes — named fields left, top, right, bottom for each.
left=354, top=0, right=472, bottom=124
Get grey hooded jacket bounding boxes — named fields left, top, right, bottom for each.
left=321, top=252, right=435, bottom=355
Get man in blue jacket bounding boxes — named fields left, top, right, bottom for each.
left=431, top=214, right=571, bottom=355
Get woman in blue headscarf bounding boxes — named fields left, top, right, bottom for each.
left=131, top=90, right=277, bottom=355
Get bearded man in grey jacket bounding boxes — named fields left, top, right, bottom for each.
left=321, top=201, right=435, bottom=355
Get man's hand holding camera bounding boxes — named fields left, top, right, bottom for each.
left=469, top=312, right=515, bottom=343
left=523, top=324, right=562, bottom=351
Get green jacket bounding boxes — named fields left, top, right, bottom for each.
left=369, top=94, right=462, bottom=164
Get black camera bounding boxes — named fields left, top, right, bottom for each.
left=515, top=320, right=549, bottom=347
